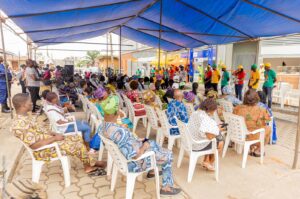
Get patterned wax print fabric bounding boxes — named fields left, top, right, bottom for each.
left=11, top=115, right=96, bottom=165
left=0, top=64, right=8, bottom=104
left=143, top=90, right=158, bottom=108
left=126, top=90, right=139, bottom=103
left=233, top=105, right=271, bottom=143
left=166, top=100, right=189, bottom=135
left=258, top=102, right=277, bottom=143
left=100, top=122, right=174, bottom=187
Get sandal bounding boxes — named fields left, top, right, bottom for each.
left=202, top=162, right=215, bottom=171
left=160, top=187, right=182, bottom=196
left=88, top=168, right=107, bottom=177
left=147, top=170, right=162, bottom=178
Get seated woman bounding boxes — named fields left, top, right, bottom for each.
left=190, top=98, right=224, bottom=171
left=166, top=90, right=189, bottom=135
left=94, top=87, right=133, bottom=130
left=155, top=81, right=166, bottom=102
left=126, top=80, right=146, bottom=116
left=257, top=91, right=277, bottom=144
left=45, top=92, right=92, bottom=145
left=99, top=97, right=181, bottom=196
left=143, top=89, right=159, bottom=109
left=11, top=93, right=106, bottom=175
left=220, top=86, right=242, bottom=106
left=233, top=89, right=271, bottom=157
left=183, top=83, right=203, bottom=110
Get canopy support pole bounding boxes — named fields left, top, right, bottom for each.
left=158, top=0, right=163, bottom=68
left=292, top=96, right=300, bottom=169
left=106, top=33, right=109, bottom=72
left=119, top=26, right=122, bottom=74
left=0, top=16, right=13, bottom=119
left=110, top=33, right=114, bottom=70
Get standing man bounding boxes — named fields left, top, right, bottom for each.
left=17, top=64, right=27, bottom=93
left=150, top=66, right=155, bottom=78
left=25, top=59, right=41, bottom=112
left=248, top=64, right=260, bottom=90
left=0, top=56, right=11, bottom=113
left=232, top=65, right=246, bottom=100
left=136, top=68, right=142, bottom=78
left=211, top=64, right=220, bottom=92
left=263, top=63, right=276, bottom=108
left=204, top=65, right=212, bottom=95
left=221, top=65, right=230, bottom=94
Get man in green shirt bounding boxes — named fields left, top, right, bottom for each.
left=136, top=68, right=142, bottom=78
left=150, top=67, right=155, bottom=78
left=263, top=62, right=277, bottom=108
left=221, top=65, right=230, bottom=94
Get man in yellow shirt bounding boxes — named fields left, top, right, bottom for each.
left=211, top=64, right=221, bottom=92
left=248, top=64, right=260, bottom=90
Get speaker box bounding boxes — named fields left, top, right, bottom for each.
left=63, top=65, right=74, bottom=82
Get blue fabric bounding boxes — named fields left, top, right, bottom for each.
left=3, top=0, right=300, bottom=50
left=166, top=100, right=189, bottom=135
left=89, top=133, right=101, bottom=150
left=0, top=64, right=8, bottom=104
left=65, top=120, right=92, bottom=142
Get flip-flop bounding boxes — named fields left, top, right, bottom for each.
left=147, top=171, right=162, bottom=178
left=88, top=168, right=107, bottom=177
left=160, top=187, right=182, bottom=196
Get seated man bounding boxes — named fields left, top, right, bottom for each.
left=166, top=90, right=189, bottom=135
left=11, top=93, right=106, bottom=175
left=45, top=92, right=92, bottom=145
left=99, top=95, right=182, bottom=196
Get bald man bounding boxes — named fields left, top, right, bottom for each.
left=166, top=89, right=189, bottom=136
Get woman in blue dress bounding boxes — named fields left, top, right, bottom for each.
left=98, top=94, right=182, bottom=196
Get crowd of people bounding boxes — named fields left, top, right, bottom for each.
left=6, top=58, right=278, bottom=197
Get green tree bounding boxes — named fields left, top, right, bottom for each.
left=85, top=50, right=100, bottom=65
left=76, top=59, right=89, bottom=68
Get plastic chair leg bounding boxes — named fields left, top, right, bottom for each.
left=126, top=174, right=137, bottom=199
left=187, top=153, right=198, bottom=183
left=98, top=141, right=104, bottom=161
left=154, top=167, right=160, bottom=199
left=222, top=135, right=231, bottom=158
left=110, top=165, right=118, bottom=191
left=242, top=143, right=250, bottom=169
left=168, top=137, right=175, bottom=151
left=32, top=161, right=43, bottom=183
left=260, top=139, right=264, bottom=165
left=177, top=147, right=185, bottom=168
left=132, top=118, right=139, bottom=134
left=214, top=149, right=219, bottom=182
left=146, top=122, right=151, bottom=138
left=107, top=153, right=113, bottom=176
left=60, top=157, right=71, bottom=187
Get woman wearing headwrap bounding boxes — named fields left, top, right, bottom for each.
left=220, top=85, right=242, bottom=106
left=126, top=80, right=146, bottom=116
left=98, top=98, right=182, bottom=196
left=184, top=83, right=203, bottom=110
left=207, top=89, right=219, bottom=100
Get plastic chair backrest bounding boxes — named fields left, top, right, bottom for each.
left=156, top=109, right=170, bottom=136
left=100, top=135, right=129, bottom=175
left=223, top=112, right=248, bottom=142
left=176, top=119, right=192, bottom=151
left=144, top=105, right=159, bottom=128
left=218, top=99, right=233, bottom=113
left=183, top=102, right=194, bottom=116
left=155, top=95, right=163, bottom=109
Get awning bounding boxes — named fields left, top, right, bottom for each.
left=2, top=0, right=300, bottom=51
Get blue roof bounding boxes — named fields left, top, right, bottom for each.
left=2, top=0, right=300, bottom=51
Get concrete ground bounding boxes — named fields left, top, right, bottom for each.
left=1, top=83, right=300, bottom=199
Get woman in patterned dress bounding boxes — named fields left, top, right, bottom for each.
left=11, top=93, right=106, bottom=174
left=99, top=95, right=182, bottom=196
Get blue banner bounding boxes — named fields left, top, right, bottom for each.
left=189, top=49, right=194, bottom=82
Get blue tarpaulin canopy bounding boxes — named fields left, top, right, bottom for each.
left=2, top=0, right=300, bottom=51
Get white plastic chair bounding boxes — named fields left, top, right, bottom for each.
left=123, top=96, right=147, bottom=134
left=156, top=109, right=181, bottom=150
left=222, top=112, right=265, bottom=168
left=144, top=105, right=160, bottom=140
left=272, top=82, right=292, bottom=108
left=177, top=119, right=219, bottom=182
left=20, top=141, right=70, bottom=187
left=218, top=99, right=233, bottom=113
left=78, top=94, right=90, bottom=119
left=100, top=135, right=160, bottom=199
